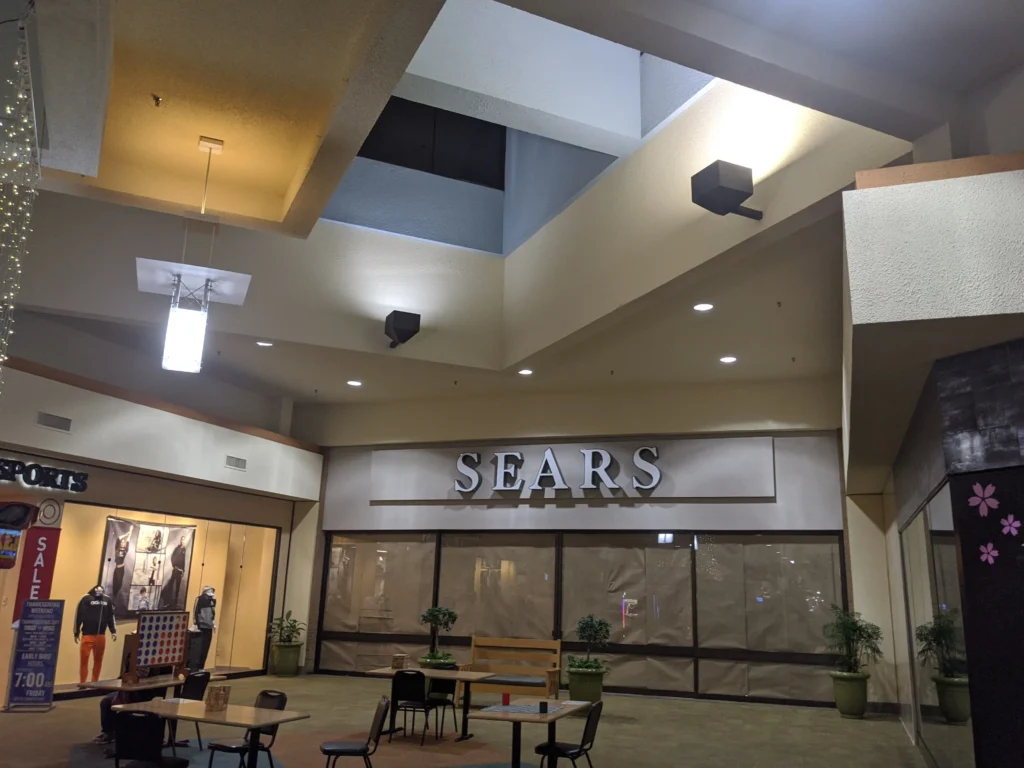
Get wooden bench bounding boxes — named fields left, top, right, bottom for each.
left=462, top=636, right=561, bottom=700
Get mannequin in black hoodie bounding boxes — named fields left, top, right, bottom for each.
left=75, top=585, right=117, bottom=683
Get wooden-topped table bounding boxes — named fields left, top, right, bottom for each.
left=366, top=666, right=496, bottom=742
left=113, top=699, right=309, bottom=768
left=79, top=673, right=225, bottom=693
left=470, top=697, right=590, bottom=768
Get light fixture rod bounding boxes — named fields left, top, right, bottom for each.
left=200, top=148, right=212, bottom=215
left=735, top=205, right=763, bottom=221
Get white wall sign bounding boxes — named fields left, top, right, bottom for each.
left=455, top=446, right=661, bottom=493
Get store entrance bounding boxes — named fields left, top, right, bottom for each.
left=49, top=502, right=278, bottom=688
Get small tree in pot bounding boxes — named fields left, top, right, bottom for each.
left=917, top=610, right=970, bottom=725
left=419, top=606, right=458, bottom=668
left=268, top=610, right=307, bottom=676
left=567, top=614, right=611, bottom=702
left=823, top=604, right=883, bottom=719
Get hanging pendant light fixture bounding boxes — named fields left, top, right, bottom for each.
left=160, top=136, right=223, bottom=373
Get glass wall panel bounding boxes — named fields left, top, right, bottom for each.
left=323, top=534, right=435, bottom=634
left=562, top=534, right=692, bottom=645
left=319, top=640, right=430, bottom=672
left=560, top=652, right=694, bottom=692
left=699, top=659, right=833, bottom=702
left=695, top=535, right=841, bottom=653
left=438, top=534, right=555, bottom=638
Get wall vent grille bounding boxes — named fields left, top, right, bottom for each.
left=36, top=411, right=72, bottom=433
left=225, top=455, right=247, bottom=471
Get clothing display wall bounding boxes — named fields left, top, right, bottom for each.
left=47, top=503, right=279, bottom=686
left=98, top=517, right=196, bottom=618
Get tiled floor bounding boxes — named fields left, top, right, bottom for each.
left=3, top=675, right=929, bottom=768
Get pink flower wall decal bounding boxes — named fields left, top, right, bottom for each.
left=968, top=483, right=1000, bottom=517
left=980, top=543, right=999, bottom=565
left=1001, top=515, right=1021, bottom=536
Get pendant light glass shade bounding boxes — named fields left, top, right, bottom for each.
left=162, top=276, right=210, bottom=373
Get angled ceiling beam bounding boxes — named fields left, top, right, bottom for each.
left=495, top=0, right=953, bottom=140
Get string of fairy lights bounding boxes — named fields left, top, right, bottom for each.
left=0, top=11, right=40, bottom=391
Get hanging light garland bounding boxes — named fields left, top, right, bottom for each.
left=0, top=10, right=39, bottom=391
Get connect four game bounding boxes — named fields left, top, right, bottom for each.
left=135, top=611, right=188, bottom=668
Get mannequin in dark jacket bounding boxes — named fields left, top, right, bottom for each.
left=192, top=586, right=216, bottom=669
left=74, top=585, right=117, bottom=683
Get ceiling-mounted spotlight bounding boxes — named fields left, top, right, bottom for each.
left=385, top=310, right=420, bottom=349
left=691, top=160, right=762, bottom=221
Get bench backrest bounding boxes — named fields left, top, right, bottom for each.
left=470, top=636, right=562, bottom=677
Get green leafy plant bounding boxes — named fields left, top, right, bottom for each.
left=268, top=610, right=307, bottom=645
left=916, top=610, right=966, bottom=679
left=823, top=604, right=883, bottom=673
left=420, top=606, right=458, bottom=660
left=568, top=614, right=612, bottom=672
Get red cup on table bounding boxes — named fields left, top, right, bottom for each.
left=502, top=692, right=510, bottom=706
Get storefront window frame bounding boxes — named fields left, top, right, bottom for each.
left=314, top=527, right=848, bottom=705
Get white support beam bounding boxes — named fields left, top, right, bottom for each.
left=496, top=0, right=953, bottom=140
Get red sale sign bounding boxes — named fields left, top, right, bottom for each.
left=12, top=527, right=61, bottom=624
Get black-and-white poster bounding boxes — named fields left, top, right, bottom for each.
left=98, top=517, right=195, bottom=619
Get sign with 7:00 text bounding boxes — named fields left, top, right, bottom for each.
left=4, top=599, right=64, bottom=711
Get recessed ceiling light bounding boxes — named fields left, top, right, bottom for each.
left=720, top=356, right=737, bottom=364
left=347, top=380, right=362, bottom=387
left=256, top=341, right=273, bottom=347
left=518, top=369, right=533, bottom=376
left=693, top=303, right=714, bottom=312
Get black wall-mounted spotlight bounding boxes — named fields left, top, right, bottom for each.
left=385, top=310, right=420, bottom=349
left=691, top=160, right=762, bottom=221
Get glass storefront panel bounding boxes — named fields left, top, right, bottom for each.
left=695, top=535, right=841, bottom=653
left=50, top=503, right=277, bottom=686
left=323, top=534, right=436, bottom=635
left=562, top=533, right=692, bottom=645
left=698, top=659, right=834, bottom=702
left=438, top=533, right=555, bottom=639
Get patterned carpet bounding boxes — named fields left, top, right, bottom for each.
left=5, top=674, right=928, bottom=768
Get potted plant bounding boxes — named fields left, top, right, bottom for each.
left=823, top=604, right=883, bottom=719
left=916, top=610, right=970, bottom=725
left=267, top=610, right=307, bottom=676
left=419, top=606, right=458, bottom=668
left=567, top=614, right=611, bottom=702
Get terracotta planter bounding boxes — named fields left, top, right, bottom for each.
left=933, top=676, right=971, bottom=725
left=830, top=671, right=869, bottom=719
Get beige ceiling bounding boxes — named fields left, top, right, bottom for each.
left=24, top=213, right=843, bottom=404
left=40, top=0, right=441, bottom=234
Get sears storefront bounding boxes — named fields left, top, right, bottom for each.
left=316, top=434, right=846, bottom=705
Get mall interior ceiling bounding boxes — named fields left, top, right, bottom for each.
left=5, top=0, right=1024, bottom=474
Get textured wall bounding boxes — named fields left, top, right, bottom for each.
left=502, top=129, right=614, bottom=253
left=844, top=170, right=1024, bottom=327
left=639, top=53, right=714, bottom=136
left=322, top=157, right=504, bottom=253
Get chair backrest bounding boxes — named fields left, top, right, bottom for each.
left=580, top=700, right=603, bottom=751
left=428, top=664, right=458, bottom=696
left=470, top=636, right=561, bottom=679
left=114, top=711, right=165, bottom=762
left=253, top=689, right=288, bottom=738
left=180, top=670, right=211, bottom=701
left=391, top=670, right=427, bottom=704
left=366, top=696, right=391, bottom=753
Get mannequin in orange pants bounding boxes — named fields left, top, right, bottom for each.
left=74, top=585, right=117, bottom=683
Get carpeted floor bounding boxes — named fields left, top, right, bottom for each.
left=1, top=675, right=929, bottom=768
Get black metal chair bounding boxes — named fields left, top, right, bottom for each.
left=172, top=670, right=211, bottom=750
left=389, top=670, right=437, bottom=746
left=207, top=689, right=287, bottom=768
left=319, top=695, right=390, bottom=768
left=113, top=710, right=189, bottom=768
left=426, top=664, right=459, bottom=739
left=533, top=700, right=603, bottom=768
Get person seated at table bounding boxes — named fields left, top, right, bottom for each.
left=93, top=664, right=176, bottom=745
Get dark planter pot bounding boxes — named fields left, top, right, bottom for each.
left=270, top=642, right=303, bottom=676
left=568, top=669, right=605, bottom=702
left=933, top=676, right=971, bottom=725
left=830, top=671, right=869, bottom=719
